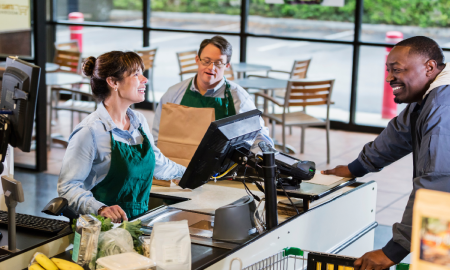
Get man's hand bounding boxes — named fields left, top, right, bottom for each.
left=98, top=205, right=128, bottom=223
left=321, top=165, right=354, bottom=178
left=354, top=249, right=395, bottom=270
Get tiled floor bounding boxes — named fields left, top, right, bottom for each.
left=15, top=109, right=413, bottom=228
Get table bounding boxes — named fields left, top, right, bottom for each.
left=231, top=62, right=272, bottom=79
left=46, top=72, right=84, bottom=148
left=234, top=77, right=287, bottom=90
left=0, top=61, right=60, bottom=72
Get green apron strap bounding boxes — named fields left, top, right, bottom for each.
left=180, top=78, right=236, bottom=120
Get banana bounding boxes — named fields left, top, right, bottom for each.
left=51, top=258, right=84, bottom=270
left=34, top=253, right=59, bottom=270
left=29, top=262, right=46, bottom=270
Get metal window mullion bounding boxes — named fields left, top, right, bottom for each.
left=349, top=0, right=364, bottom=125
left=240, top=0, right=249, bottom=63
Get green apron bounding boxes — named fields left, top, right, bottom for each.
left=180, top=78, right=236, bottom=120
left=91, top=126, right=156, bottom=219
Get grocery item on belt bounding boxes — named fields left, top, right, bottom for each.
left=72, top=214, right=101, bottom=269
left=150, top=220, right=191, bottom=270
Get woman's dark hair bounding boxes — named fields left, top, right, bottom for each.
left=82, top=51, right=145, bottom=101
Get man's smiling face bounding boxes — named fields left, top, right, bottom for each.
left=386, top=46, right=431, bottom=104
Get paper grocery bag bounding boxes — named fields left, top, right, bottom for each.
left=157, top=103, right=215, bottom=167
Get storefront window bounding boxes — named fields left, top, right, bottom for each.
left=55, top=0, right=142, bottom=26
left=247, top=37, right=352, bottom=123
left=248, top=0, right=355, bottom=41
left=361, top=0, right=450, bottom=49
left=55, top=25, right=142, bottom=58
left=150, top=0, right=241, bottom=32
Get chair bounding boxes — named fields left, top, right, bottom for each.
left=49, top=86, right=97, bottom=148
left=265, top=59, right=311, bottom=79
left=254, top=78, right=334, bottom=164
left=224, top=63, right=235, bottom=81
left=54, top=40, right=80, bottom=52
left=176, top=50, right=198, bottom=81
left=135, top=48, right=157, bottom=110
left=258, top=59, right=312, bottom=135
left=53, top=49, right=82, bottom=74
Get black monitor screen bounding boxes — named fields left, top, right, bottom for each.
left=179, top=109, right=262, bottom=190
left=1, top=57, right=40, bottom=152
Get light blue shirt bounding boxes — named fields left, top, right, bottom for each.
left=57, top=102, right=185, bottom=215
left=152, top=76, right=274, bottom=152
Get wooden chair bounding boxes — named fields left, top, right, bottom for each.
left=49, top=86, right=97, bottom=148
left=54, top=40, right=79, bottom=52
left=265, top=59, right=311, bottom=79
left=176, top=50, right=197, bottom=81
left=257, top=58, right=312, bottom=135
left=53, top=49, right=82, bottom=74
left=135, top=48, right=157, bottom=110
left=254, top=78, right=334, bottom=164
left=224, top=63, right=235, bottom=81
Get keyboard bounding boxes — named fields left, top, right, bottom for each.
left=0, top=210, right=69, bottom=233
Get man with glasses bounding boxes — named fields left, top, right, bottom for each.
left=152, top=35, right=273, bottom=152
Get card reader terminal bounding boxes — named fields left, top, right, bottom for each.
left=257, top=142, right=316, bottom=181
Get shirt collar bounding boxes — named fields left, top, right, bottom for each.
left=96, top=102, right=140, bottom=132
left=190, top=75, right=226, bottom=94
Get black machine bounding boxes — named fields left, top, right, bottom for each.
left=0, top=56, right=40, bottom=173
left=0, top=210, right=69, bottom=234
left=179, top=110, right=316, bottom=190
left=0, top=56, right=40, bottom=252
left=179, top=109, right=317, bottom=230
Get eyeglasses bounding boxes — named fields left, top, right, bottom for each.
left=199, top=57, right=226, bottom=68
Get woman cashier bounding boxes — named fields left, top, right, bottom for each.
left=57, top=51, right=185, bottom=222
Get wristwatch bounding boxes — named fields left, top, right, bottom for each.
left=98, top=205, right=108, bottom=214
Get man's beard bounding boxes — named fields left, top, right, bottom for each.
left=394, top=96, right=403, bottom=104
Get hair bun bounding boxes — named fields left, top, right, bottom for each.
left=82, top=56, right=96, bottom=77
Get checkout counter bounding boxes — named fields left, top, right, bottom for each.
left=0, top=110, right=378, bottom=269
left=0, top=177, right=377, bottom=270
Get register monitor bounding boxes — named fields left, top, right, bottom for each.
left=0, top=56, right=40, bottom=154
left=179, top=109, right=262, bottom=189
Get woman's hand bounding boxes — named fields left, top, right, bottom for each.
left=321, top=165, right=354, bottom=178
left=98, top=205, right=128, bottom=223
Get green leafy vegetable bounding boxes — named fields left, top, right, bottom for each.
left=118, top=219, right=143, bottom=252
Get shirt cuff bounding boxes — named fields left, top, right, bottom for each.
left=381, top=239, right=410, bottom=264
left=90, top=199, right=106, bottom=215
left=348, top=158, right=369, bottom=177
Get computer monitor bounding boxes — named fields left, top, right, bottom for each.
left=0, top=56, right=40, bottom=167
left=179, top=109, right=262, bottom=189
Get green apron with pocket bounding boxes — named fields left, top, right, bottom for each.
left=180, top=78, right=237, bottom=120
left=91, top=126, right=156, bottom=219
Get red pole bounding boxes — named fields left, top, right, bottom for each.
left=68, top=12, right=84, bottom=52
left=382, top=31, right=403, bottom=119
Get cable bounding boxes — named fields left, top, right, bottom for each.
left=211, top=163, right=238, bottom=180
left=279, top=178, right=300, bottom=216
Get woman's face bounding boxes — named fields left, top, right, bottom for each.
left=116, top=68, right=148, bottom=104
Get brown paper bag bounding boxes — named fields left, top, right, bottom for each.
left=157, top=103, right=215, bottom=167
left=411, top=189, right=450, bottom=270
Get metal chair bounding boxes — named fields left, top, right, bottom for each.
left=135, top=48, right=157, bottom=110
left=176, top=50, right=198, bottom=81
left=48, top=86, right=97, bottom=148
left=254, top=78, right=334, bottom=164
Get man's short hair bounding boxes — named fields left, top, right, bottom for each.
left=395, top=36, right=445, bottom=66
left=198, top=36, right=232, bottom=64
